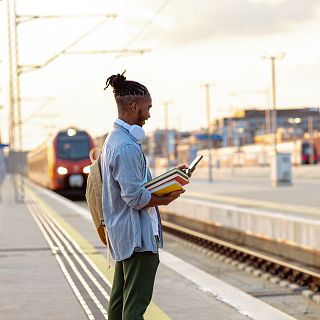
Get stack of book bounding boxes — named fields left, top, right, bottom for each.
left=144, top=168, right=189, bottom=196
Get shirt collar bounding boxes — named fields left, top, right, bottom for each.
left=113, top=122, right=140, bottom=145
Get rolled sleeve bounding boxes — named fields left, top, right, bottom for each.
left=112, top=144, right=151, bottom=210
left=134, top=187, right=151, bottom=210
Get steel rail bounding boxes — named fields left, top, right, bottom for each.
left=162, top=220, right=320, bottom=292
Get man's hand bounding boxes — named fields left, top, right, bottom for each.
left=178, top=164, right=193, bottom=178
left=163, top=189, right=185, bottom=205
left=146, top=189, right=185, bottom=207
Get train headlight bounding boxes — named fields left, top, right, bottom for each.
left=67, top=128, right=77, bottom=136
left=57, top=166, right=68, bottom=175
left=83, top=166, right=90, bottom=174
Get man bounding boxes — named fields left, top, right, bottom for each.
left=101, top=72, right=189, bottom=320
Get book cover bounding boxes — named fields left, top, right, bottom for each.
left=150, top=180, right=183, bottom=196
left=147, top=173, right=188, bottom=191
left=144, top=167, right=189, bottom=188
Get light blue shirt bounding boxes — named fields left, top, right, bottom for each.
left=101, top=123, right=163, bottom=261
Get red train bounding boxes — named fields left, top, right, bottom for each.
left=27, top=128, right=96, bottom=194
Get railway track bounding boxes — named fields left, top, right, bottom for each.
left=27, top=191, right=320, bottom=319
left=162, top=220, right=320, bottom=295
left=76, top=198, right=320, bottom=296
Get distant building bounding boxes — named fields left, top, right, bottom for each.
left=96, top=107, right=320, bottom=166
left=146, top=129, right=223, bottom=165
left=146, top=129, right=176, bottom=158
left=213, top=107, right=320, bottom=147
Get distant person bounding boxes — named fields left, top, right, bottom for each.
left=102, top=72, right=190, bottom=320
left=0, top=148, right=6, bottom=201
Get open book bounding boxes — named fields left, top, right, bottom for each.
left=144, top=167, right=189, bottom=196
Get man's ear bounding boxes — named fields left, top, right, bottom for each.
left=130, top=101, right=138, bottom=113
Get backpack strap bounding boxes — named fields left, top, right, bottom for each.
left=97, top=155, right=102, bottom=180
left=89, top=147, right=103, bottom=180
left=89, top=148, right=101, bottom=163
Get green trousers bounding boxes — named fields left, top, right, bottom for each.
left=108, top=251, right=160, bottom=320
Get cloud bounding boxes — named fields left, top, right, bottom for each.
left=129, top=0, right=320, bottom=46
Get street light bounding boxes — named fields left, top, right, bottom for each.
left=201, top=83, right=214, bottom=182
left=307, top=117, right=315, bottom=164
left=163, top=101, right=172, bottom=170
left=261, top=52, right=285, bottom=152
left=0, top=105, right=3, bottom=143
left=261, top=52, right=292, bottom=187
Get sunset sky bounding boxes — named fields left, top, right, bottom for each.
left=1, top=0, right=320, bottom=149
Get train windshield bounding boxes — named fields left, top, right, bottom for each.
left=302, top=142, right=311, bottom=155
left=57, top=131, right=90, bottom=161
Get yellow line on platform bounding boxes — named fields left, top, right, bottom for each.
left=186, top=191, right=320, bottom=216
left=26, top=186, right=171, bottom=320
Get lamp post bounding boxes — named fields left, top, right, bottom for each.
left=308, top=117, right=314, bottom=164
left=201, top=83, right=214, bottom=182
left=163, top=101, right=172, bottom=170
left=261, top=52, right=285, bottom=152
left=0, top=105, right=3, bottom=144
left=0, top=58, right=2, bottom=144
left=261, top=52, right=290, bottom=186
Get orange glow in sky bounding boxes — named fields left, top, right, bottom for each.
left=1, top=0, right=320, bottom=149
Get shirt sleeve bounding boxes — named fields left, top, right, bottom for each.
left=112, top=144, right=151, bottom=210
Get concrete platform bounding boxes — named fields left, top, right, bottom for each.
left=155, top=170, right=320, bottom=250
left=184, top=169, right=320, bottom=215
left=0, top=176, right=296, bottom=320
left=164, top=194, right=320, bottom=249
left=0, top=178, right=87, bottom=320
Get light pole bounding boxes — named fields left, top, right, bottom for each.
left=0, top=106, right=3, bottom=144
left=308, top=116, right=314, bottom=164
left=261, top=52, right=285, bottom=152
left=264, top=87, right=271, bottom=136
left=262, top=52, right=291, bottom=186
left=163, top=101, right=172, bottom=170
left=0, top=60, right=2, bottom=144
left=201, top=83, right=214, bottom=182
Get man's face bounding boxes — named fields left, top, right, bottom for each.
left=136, top=96, right=152, bottom=127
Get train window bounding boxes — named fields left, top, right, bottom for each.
left=57, top=132, right=90, bottom=160
left=302, top=143, right=310, bottom=155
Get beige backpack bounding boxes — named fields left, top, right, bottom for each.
left=85, top=148, right=108, bottom=246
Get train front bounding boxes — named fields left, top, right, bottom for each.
left=52, top=128, right=95, bottom=195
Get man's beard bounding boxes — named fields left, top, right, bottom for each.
left=137, top=110, right=145, bottom=126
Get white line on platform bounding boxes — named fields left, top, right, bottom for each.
left=27, top=180, right=91, bottom=220
left=29, top=181, right=296, bottom=320
left=26, top=182, right=113, bottom=289
left=29, top=180, right=319, bottom=226
left=159, top=250, right=296, bottom=320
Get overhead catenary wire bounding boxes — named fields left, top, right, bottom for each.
left=52, top=0, right=173, bottom=112
left=25, top=0, right=173, bottom=140
left=115, top=0, right=172, bottom=59
left=22, top=0, right=137, bottom=139
left=8, top=0, right=119, bottom=154
left=19, top=17, right=114, bottom=74
left=17, top=13, right=117, bottom=24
